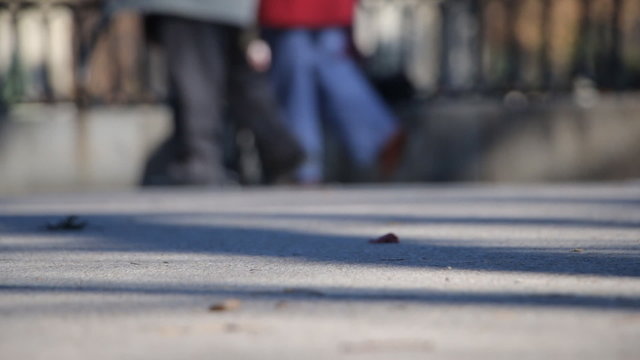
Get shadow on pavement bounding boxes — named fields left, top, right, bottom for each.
left=0, top=210, right=639, bottom=278
left=1, top=282, right=639, bottom=312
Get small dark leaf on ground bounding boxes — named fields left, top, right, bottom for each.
left=369, top=233, right=399, bottom=244
left=275, top=300, right=289, bottom=309
left=46, top=216, right=87, bottom=231
left=209, top=299, right=241, bottom=312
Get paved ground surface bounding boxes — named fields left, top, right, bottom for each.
left=1, top=183, right=640, bottom=359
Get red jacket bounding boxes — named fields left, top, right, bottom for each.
left=259, top=0, right=355, bottom=28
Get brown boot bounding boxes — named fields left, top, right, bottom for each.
left=378, top=129, right=407, bottom=181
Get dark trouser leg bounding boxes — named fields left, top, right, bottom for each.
left=226, top=34, right=304, bottom=182
left=156, top=16, right=229, bottom=185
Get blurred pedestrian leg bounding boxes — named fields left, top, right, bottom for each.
left=226, top=37, right=305, bottom=183
left=156, top=17, right=230, bottom=185
left=267, top=29, right=324, bottom=183
left=266, top=27, right=398, bottom=183
left=314, top=28, right=396, bottom=171
left=107, top=0, right=303, bottom=186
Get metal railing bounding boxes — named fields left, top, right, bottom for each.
left=1, top=0, right=639, bottom=105
left=357, top=0, right=640, bottom=95
left=0, top=0, right=156, bottom=105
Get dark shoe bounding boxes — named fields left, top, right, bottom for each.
left=141, top=137, right=237, bottom=187
left=378, top=129, right=407, bottom=181
left=258, top=133, right=306, bottom=184
left=165, top=158, right=236, bottom=186
left=261, top=151, right=305, bottom=184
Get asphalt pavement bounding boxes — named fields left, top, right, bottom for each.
left=1, top=183, right=639, bottom=359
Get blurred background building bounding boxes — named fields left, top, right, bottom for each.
left=0, top=0, right=639, bottom=194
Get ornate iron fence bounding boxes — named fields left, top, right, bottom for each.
left=1, top=0, right=639, bottom=105
left=0, top=0, right=156, bottom=105
left=357, top=0, right=640, bottom=96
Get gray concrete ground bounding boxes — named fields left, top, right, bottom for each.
left=1, top=183, right=640, bottom=359
left=2, top=95, right=640, bottom=196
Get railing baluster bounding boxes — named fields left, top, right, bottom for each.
left=609, top=0, right=622, bottom=89
left=539, top=0, right=552, bottom=91
left=41, top=0, right=54, bottom=102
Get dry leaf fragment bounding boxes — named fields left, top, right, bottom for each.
left=275, top=301, right=288, bottom=309
left=369, top=233, right=399, bottom=244
left=46, top=215, right=87, bottom=231
left=208, top=299, right=241, bottom=312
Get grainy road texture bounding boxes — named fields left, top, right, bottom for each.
left=1, top=183, right=639, bottom=359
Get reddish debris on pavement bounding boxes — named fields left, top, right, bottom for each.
left=369, top=233, right=400, bottom=244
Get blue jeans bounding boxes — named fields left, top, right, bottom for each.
left=266, top=28, right=398, bottom=182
